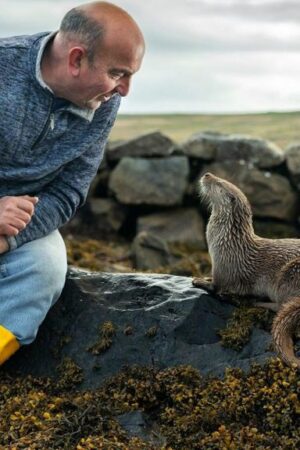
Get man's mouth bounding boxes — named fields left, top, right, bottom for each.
left=100, top=92, right=118, bottom=102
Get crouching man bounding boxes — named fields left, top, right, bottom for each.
left=0, top=1, right=145, bottom=363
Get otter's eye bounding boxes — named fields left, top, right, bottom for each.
left=228, top=193, right=236, bottom=203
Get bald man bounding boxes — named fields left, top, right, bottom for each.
left=0, top=2, right=145, bottom=364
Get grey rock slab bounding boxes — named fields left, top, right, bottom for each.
left=117, top=411, right=166, bottom=446
left=199, top=161, right=298, bottom=221
left=286, top=143, right=300, bottom=175
left=286, top=143, right=300, bottom=190
left=253, top=220, right=300, bottom=239
left=107, top=132, right=175, bottom=161
left=181, top=131, right=227, bottom=160
left=5, top=269, right=275, bottom=389
left=89, top=197, right=127, bottom=233
left=182, top=132, right=285, bottom=168
left=109, top=156, right=189, bottom=205
left=117, top=411, right=150, bottom=438
left=137, top=208, right=206, bottom=250
left=132, top=231, right=175, bottom=270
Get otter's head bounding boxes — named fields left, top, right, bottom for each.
left=199, top=172, right=252, bottom=218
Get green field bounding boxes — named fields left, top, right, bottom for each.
left=110, top=111, right=300, bottom=149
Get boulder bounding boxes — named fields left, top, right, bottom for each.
left=132, top=231, right=175, bottom=270
left=253, top=220, right=300, bottom=239
left=88, top=198, right=128, bottom=233
left=182, top=132, right=285, bottom=168
left=107, top=132, right=176, bottom=162
left=137, top=208, right=206, bottom=250
left=181, top=131, right=226, bottom=160
left=117, top=411, right=165, bottom=446
left=109, top=156, right=189, bottom=206
left=286, top=143, right=300, bottom=188
left=199, top=161, right=298, bottom=221
left=5, top=269, right=274, bottom=389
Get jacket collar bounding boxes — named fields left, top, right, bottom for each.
left=32, top=31, right=96, bottom=122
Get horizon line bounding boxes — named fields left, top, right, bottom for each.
left=118, top=109, right=300, bottom=116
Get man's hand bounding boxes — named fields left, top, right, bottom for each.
left=0, top=196, right=39, bottom=236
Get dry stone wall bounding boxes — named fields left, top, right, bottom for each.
left=64, top=130, right=300, bottom=270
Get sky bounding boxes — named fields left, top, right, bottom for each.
left=1, top=0, right=300, bottom=114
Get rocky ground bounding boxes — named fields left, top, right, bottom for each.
left=1, top=234, right=300, bottom=449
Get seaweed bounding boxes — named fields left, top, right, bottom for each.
left=87, top=321, right=117, bottom=355
left=1, top=359, right=300, bottom=449
left=218, top=304, right=274, bottom=351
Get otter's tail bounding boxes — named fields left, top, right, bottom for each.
left=272, top=297, right=300, bottom=368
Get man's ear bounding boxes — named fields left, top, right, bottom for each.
left=68, top=47, right=86, bottom=76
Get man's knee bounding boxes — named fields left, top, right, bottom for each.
left=10, top=230, right=68, bottom=301
left=33, top=231, right=68, bottom=294
left=0, top=231, right=68, bottom=347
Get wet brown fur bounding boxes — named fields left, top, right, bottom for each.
left=193, top=172, right=300, bottom=368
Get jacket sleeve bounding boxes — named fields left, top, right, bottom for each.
left=7, top=102, right=119, bottom=250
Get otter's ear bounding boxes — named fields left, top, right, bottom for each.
left=228, top=192, right=236, bottom=203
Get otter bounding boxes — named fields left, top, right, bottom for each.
left=193, top=172, right=300, bottom=368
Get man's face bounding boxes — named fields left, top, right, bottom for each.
left=70, top=38, right=144, bottom=110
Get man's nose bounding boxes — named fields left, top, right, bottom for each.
left=116, top=78, right=131, bottom=97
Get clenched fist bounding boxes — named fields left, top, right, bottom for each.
left=0, top=195, right=39, bottom=236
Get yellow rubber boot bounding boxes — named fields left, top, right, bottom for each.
left=0, top=325, right=20, bottom=365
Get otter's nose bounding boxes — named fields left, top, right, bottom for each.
left=201, top=172, right=215, bottom=182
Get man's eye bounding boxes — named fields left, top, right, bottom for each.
left=110, top=72, right=124, bottom=80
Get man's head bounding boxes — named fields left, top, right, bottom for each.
left=43, top=1, right=145, bottom=109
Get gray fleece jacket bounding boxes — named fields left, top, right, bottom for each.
left=0, top=31, right=120, bottom=250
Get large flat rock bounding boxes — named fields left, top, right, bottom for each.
left=109, top=156, right=189, bottom=205
left=181, top=131, right=285, bottom=168
left=4, top=269, right=274, bottom=389
left=107, top=131, right=176, bottom=161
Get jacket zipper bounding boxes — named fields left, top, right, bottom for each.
left=31, top=103, right=55, bottom=149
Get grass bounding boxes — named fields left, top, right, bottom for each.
left=110, top=111, right=300, bottom=149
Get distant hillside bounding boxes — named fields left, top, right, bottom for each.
left=110, top=112, right=300, bottom=149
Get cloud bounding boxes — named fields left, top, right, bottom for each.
left=2, top=0, right=300, bottom=113
left=122, top=49, right=300, bottom=113
left=187, top=0, right=300, bottom=23
left=2, top=1, right=300, bottom=53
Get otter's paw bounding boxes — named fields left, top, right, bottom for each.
left=192, top=277, right=215, bottom=293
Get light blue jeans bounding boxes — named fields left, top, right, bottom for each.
left=0, top=230, right=67, bottom=345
